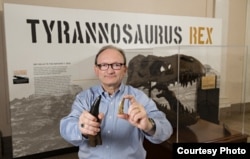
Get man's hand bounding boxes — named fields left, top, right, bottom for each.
left=79, top=111, right=104, bottom=136
left=117, top=95, right=155, bottom=135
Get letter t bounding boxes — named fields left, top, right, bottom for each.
left=26, top=19, right=40, bottom=43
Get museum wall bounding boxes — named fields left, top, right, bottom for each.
left=245, top=0, right=250, bottom=103
left=0, top=0, right=248, bottom=140
left=226, top=0, right=248, bottom=104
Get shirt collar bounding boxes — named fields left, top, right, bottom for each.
left=98, top=83, right=125, bottom=98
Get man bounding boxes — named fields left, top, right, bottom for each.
left=60, top=45, right=173, bottom=159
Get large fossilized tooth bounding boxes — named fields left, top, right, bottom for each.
left=88, top=95, right=102, bottom=147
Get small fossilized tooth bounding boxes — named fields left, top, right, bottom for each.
left=118, top=98, right=125, bottom=114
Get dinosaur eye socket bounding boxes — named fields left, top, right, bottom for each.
left=168, top=64, right=172, bottom=70
left=160, top=66, right=165, bottom=72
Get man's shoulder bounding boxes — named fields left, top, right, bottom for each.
left=124, top=84, right=144, bottom=94
left=77, top=85, right=101, bottom=96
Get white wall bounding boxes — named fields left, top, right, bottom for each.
left=215, top=0, right=250, bottom=104
left=246, top=0, right=250, bottom=102
left=0, top=0, right=214, bottom=17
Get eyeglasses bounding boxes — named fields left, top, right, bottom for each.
left=96, top=63, right=125, bottom=70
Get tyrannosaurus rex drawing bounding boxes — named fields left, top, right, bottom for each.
left=126, top=54, right=206, bottom=127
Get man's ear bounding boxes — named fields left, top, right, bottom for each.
left=94, top=66, right=99, bottom=75
left=124, top=65, right=128, bottom=73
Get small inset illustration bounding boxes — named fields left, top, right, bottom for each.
left=13, top=70, right=29, bottom=84
left=13, top=75, right=29, bottom=84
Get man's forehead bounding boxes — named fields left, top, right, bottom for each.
left=98, top=49, right=123, bottom=61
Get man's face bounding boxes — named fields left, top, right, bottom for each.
left=94, top=48, right=127, bottom=89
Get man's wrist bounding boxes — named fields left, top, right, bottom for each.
left=145, top=118, right=156, bottom=135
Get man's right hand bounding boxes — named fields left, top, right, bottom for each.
left=79, top=110, right=104, bottom=136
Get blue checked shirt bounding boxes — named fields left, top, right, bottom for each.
left=60, top=83, right=172, bottom=159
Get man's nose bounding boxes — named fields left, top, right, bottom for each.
left=107, top=66, right=115, bottom=72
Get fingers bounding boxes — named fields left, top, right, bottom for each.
left=98, top=112, right=104, bottom=120
left=79, top=111, right=102, bottom=136
left=117, top=95, right=147, bottom=127
left=123, top=94, right=136, bottom=104
left=128, top=105, right=145, bottom=123
left=122, top=95, right=142, bottom=114
left=117, top=113, right=129, bottom=120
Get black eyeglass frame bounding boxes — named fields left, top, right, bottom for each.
left=96, top=63, right=125, bottom=70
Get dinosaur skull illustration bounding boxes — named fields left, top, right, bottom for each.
left=126, top=54, right=206, bottom=127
